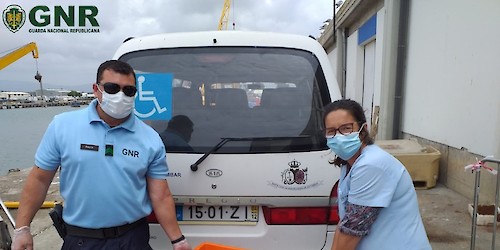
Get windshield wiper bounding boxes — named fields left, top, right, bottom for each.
left=190, top=138, right=230, bottom=171
left=190, top=136, right=311, bottom=171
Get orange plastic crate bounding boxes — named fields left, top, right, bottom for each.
left=195, top=242, right=247, bottom=250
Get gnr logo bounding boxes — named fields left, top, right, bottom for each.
left=2, top=4, right=99, bottom=33
left=30, top=5, right=99, bottom=27
left=122, top=148, right=139, bottom=158
left=2, top=4, right=26, bottom=33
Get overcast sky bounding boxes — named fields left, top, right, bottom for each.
left=0, top=0, right=334, bottom=92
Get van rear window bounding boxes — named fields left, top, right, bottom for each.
left=121, top=47, right=330, bottom=153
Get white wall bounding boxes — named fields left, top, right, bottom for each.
left=404, top=0, right=500, bottom=157
left=328, top=47, right=337, bottom=75
left=0, top=91, right=30, bottom=100
left=362, top=41, right=376, bottom=127
left=345, top=31, right=364, bottom=102
left=372, top=9, right=385, bottom=110
left=343, top=9, right=386, bottom=133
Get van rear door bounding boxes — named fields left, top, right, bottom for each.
left=116, top=31, right=341, bottom=250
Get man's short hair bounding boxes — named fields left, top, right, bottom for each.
left=96, top=60, right=136, bottom=84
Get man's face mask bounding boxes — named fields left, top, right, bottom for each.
left=97, top=83, right=135, bottom=119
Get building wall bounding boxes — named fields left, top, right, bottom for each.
left=404, top=0, right=500, bottom=158
left=343, top=8, right=387, bottom=135
left=0, top=91, right=30, bottom=100
left=320, top=0, right=500, bottom=202
left=327, top=46, right=337, bottom=78
left=403, top=0, right=500, bottom=201
left=372, top=10, right=385, bottom=111
left=345, top=31, right=364, bottom=102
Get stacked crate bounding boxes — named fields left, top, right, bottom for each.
left=376, top=139, right=441, bottom=189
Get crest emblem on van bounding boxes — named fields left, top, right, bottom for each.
left=282, top=159, right=308, bottom=185
left=206, top=169, right=223, bottom=177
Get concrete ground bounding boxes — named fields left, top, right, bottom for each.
left=417, top=185, right=500, bottom=250
left=0, top=168, right=63, bottom=249
left=1, top=169, right=499, bottom=249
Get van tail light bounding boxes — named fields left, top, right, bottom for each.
left=263, top=207, right=328, bottom=225
left=263, top=180, right=339, bottom=225
left=328, top=180, right=340, bottom=224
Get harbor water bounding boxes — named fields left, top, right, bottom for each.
left=0, top=105, right=84, bottom=176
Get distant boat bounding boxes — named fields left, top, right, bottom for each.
left=70, top=101, right=80, bottom=107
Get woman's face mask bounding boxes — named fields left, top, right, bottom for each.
left=326, top=124, right=365, bottom=160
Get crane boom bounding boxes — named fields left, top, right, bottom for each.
left=218, top=0, right=231, bottom=30
left=0, top=42, right=39, bottom=70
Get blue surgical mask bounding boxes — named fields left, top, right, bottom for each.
left=326, top=125, right=364, bottom=160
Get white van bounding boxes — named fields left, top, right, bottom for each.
left=113, top=31, right=342, bottom=250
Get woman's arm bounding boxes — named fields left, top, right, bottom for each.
left=331, top=203, right=382, bottom=250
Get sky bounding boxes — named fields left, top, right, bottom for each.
left=0, top=0, right=334, bottom=92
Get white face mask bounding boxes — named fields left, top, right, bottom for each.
left=98, top=88, right=135, bottom=119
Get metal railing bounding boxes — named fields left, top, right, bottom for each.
left=468, top=156, right=500, bottom=250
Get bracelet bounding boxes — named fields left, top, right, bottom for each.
left=171, top=234, right=185, bottom=244
left=14, top=226, right=30, bottom=233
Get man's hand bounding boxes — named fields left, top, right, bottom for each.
left=11, top=226, right=33, bottom=250
left=172, top=239, right=192, bottom=250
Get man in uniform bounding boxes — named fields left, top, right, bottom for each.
left=11, top=60, right=191, bottom=250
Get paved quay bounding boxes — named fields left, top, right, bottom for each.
left=0, top=168, right=63, bottom=249
left=1, top=168, right=499, bottom=249
left=416, top=185, right=500, bottom=250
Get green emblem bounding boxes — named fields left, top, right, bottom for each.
left=3, top=4, right=26, bottom=33
left=105, top=144, right=114, bottom=157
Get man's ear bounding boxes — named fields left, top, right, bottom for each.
left=92, top=83, right=100, bottom=95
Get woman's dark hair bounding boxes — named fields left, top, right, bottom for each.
left=323, top=99, right=374, bottom=165
left=96, top=60, right=136, bottom=84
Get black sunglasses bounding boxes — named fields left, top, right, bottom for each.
left=99, top=82, right=137, bottom=97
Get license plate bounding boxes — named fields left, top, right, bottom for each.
left=176, top=205, right=259, bottom=222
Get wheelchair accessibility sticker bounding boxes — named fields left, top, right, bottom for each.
left=134, top=73, right=172, bottom=120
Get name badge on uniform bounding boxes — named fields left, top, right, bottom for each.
left=80, top=144, right=99, bottom=151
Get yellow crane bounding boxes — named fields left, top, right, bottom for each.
left=218, top=0, right=231, bottom=30
left=0, top=42, right=43, bottom=84
left=0, top=42, right=39, bottom=70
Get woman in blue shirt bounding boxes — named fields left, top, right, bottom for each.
left=324, top=99, right=431, bottom=250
